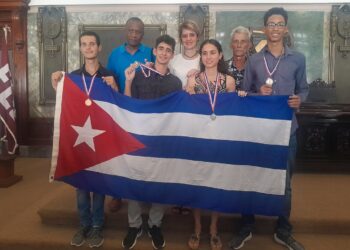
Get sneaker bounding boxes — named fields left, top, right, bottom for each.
left=70, top=227, right=90, bottom=247
left=122, top=227, right=143, bottom=249
left=274, top=233, right=305, bottom=250
left=228, top=228, right=252, bottom=249
left=148, top=225, right=165, bottom=249
left=87, top=227, right=104, bottom=248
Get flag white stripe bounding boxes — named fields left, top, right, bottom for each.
left=96, top=101, right=291, bottom=146
left=50, top=72, right=65, bottom=182
left=88, top=155, right=286, bottom=195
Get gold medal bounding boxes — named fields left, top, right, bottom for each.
left=85, top=98, right=92, bottom=106
left=82, top=73, right=97, bottom=108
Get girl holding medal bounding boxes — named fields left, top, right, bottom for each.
left=185, top=39, right=235, bottom=250
left=186, top=39, right=235, bottom=117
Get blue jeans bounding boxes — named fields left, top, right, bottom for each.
left=76, top=189, right=105, bottom=228
left=240, top=134, right=297, bottom=235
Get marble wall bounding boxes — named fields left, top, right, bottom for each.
left=27, top=6, right=331, bottom=118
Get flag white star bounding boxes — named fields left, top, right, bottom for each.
left=71, top=116, right=105, bottom=151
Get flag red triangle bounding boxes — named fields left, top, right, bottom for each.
left=54, top=75, right=145, bottom=179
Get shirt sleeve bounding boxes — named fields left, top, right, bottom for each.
left=106, top=52, right=113, bottom=72
left=107, top=50, right=121, bottom=76
left=295, top=54, right=309, bottom=102
left=242, top=57, right=255, bottom=93
left=166, top=76, right=182, bottom=94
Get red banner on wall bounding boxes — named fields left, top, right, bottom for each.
left=0, top=27, right=18, bottom=154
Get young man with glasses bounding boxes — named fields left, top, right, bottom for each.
left=229, top=7, right=308, bottom=250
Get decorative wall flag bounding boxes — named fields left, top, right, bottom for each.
left=0, top=26, right=17, bottom=154
left=50, top=73, right=293, bottom=215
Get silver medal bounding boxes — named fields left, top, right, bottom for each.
left=265, top=77, right=274, bottom=86
left=210, top=113, right=216, bottom=121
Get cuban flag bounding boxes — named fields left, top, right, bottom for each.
left=50, top=73, right=293, bottom=216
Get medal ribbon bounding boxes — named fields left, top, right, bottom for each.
left=203, top=72, right=219, bottom=114
left=135, top=62, right=165, bottom=77
left=82, top=73, right=97, bottom=99
left=263, top=50, right=283, bottom=78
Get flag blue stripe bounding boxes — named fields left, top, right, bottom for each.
left=68, top=73, right=293, bottom=120
left=129, top=134, right=289, bottom=170
left=62, top=170, right=285, bottom=215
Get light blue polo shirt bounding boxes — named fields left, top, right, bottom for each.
left=107, top=43, right=155, bottom=93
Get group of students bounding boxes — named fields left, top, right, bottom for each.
left=51, top=6, right=308, bottom=250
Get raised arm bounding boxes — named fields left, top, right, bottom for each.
left=185, top=75, right=197, bottom=95
left=124, top=63, right=138, bottom=97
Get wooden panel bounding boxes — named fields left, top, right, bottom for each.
left=38, top=7, right=67, bottom=105
left=296, top=104, right=350, bottom=171
left=0, top=0, right=30, bottom=146
left=27, top=118, right=53, bottom=145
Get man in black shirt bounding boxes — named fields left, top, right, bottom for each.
left=122, top=34, right=181, bottom=250
left=51, top=31, right=118, bottom=248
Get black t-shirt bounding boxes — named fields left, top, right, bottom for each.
left=71, top=63, right=120, bottom=91
left=131, top=70, right=182, bottom=99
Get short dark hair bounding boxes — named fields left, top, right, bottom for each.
left=263, top=7, right=288, bottom=26
left=199, top=39, right=227, bottom=74
left=79, top=31, right=101, bottom=46
left=126, top=17, right=144, bottom=26
left=126, top=17, right=144, bottom=29
left=155, top=34, right=176, bottom=52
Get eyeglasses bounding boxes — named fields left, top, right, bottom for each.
left=266, top=22, right=286, bottom=29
